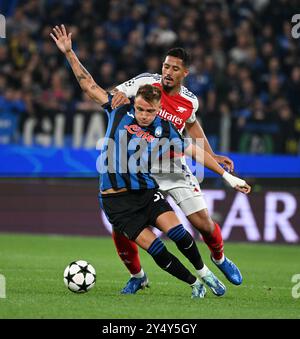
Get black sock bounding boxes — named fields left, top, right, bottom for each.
left=167, top=225, right=204, bottom=270
left=147, top=238, right=197, bottom=285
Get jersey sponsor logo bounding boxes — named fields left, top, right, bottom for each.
left=176, top=106, right=187, bottom=113
left=124, top=124, right=155, bottom=143
left=155, top=126, right=163, bottom=137
left=157, top=109, right=184, bottom=126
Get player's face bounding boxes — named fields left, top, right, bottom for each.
left=162, top=56, right=189, bottom=92
left=134, top=96, right=161, bottom=127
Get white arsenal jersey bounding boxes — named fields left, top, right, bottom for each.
left=116, top=73, right=199, bottom=133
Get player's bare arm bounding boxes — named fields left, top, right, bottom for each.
left=185, top=120, right=234, bottom=172
left=185, top=143, right=251, bottom=194
left=50, top=25, right=108, bottom=105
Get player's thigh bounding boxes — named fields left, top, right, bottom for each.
left=155, top=211, right=181, bottom=233
left=168, top=187, right=207, bottom=216
left=135, top=227, right=158, bottom=251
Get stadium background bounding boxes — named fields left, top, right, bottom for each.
left=0, top=0, right=299, bottom=244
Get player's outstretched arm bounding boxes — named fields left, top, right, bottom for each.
left=186, top=143, right=224, bottom=176
left=50, top=25, right=108, bottom=105
left=186, top=120, right=234, bottom=172
left=185, top=143, right=251, bottom=194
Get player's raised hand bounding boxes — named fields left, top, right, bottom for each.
left=50, top=24, right=72, bottom=54
left=111, top=91, right=130, bottom=109
left=214, top=154, right=234, bottom=172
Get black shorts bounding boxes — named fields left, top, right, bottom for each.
left=99, top=189, right=173, bottom=240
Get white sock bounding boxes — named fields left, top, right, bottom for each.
left=212, top=254, right=225, bottom=265
left=131, top=269, right=145, bottom=279
left=196, top=264, right=210, bottom=278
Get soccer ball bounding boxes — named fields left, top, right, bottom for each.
left=63, top=260, right=96, bottom=293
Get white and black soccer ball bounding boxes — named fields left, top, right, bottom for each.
left=63, top=260, right=96, bottom=293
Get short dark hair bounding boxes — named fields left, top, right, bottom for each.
left=165, top=47, right=190, bottom=67
left=136, top=84, right=161, bottom=103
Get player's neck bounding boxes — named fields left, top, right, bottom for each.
left=164, top=85, right=181, bottom=96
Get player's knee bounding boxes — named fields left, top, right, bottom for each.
left=189, top=212, right=214, bottom=235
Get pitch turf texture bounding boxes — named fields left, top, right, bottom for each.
left=0, top=234, right=299, bottom=319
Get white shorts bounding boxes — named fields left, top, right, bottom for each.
left=153, top=162, right=207, bottom=216
left=167, top=186, right=207, bottom=216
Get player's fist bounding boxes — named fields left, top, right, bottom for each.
left=222, top=171, right=251, bottom=194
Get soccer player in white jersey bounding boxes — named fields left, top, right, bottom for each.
left=110, top=48, right=248, bottom=294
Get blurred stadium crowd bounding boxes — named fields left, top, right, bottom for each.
left=0, top=0, right=300, bottom=154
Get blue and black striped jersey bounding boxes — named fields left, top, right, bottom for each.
left=98, top=96, right=187, bottom=191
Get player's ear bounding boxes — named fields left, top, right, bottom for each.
left=183, top=68, right=189, bottom=78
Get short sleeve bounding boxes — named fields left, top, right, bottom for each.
left=116, top=73, right=161, bottom=97
left=185, top=97, right=199, bottom=124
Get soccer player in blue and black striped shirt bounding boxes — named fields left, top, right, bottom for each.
left=51, top=25, right=251, bottom=298
left=98, top=84, right=229, bottom=298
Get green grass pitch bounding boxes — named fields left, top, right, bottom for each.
left=0, top=233, right=299, bottom=319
